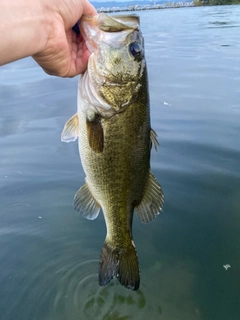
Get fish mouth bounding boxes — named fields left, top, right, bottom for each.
left=80, top=13, right=142, bottom=86
left=97, top=13, right=140, bottom=32
left=80, top=13, right=140, bottom=33
left=79, top=13, right=143, bottom=113
left=79, top=15, right=99, bottom=53
left=79, top=13, right=140, bottom=54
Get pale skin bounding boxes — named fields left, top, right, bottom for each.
left=0, top=0, right=97, bottom=77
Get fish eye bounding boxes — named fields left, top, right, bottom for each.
left=129, top=42, right=143, bottom=61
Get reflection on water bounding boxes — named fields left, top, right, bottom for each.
left=1, top=5, right=240, bottom=320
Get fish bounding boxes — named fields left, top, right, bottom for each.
left=61, top=13, right=164, bottom=290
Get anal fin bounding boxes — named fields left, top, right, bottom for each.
left=74, top=181, right=101, bottom=220
left=136, top=172, right=164, bottom=224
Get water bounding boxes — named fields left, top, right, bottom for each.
left=0, top=5, right=240, bottom=320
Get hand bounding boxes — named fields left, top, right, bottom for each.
left=33, top=0, right=97, bottom=77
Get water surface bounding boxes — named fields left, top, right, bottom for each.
left=0, top=5, right=240, bottom=320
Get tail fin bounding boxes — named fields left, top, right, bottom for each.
left=99, top=240, right=140, bottom=290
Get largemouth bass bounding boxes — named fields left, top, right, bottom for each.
left=61, top=13, right=164, bottom=290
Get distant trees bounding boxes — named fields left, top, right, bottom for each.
left=193, top=0, right=205, bottom=5
left=194, top=0, right=240, bottom=4
left=210, top=0, right=240, bottom=3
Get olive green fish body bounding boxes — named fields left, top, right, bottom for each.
left=61, top=13, right=164, bottom=290
left=79, top=69, right=150, bottom=231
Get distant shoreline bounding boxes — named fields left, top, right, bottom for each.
left=96, top=2, right=196, bottom=13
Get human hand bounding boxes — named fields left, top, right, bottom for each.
left=32, top=0, right=97, bottom=77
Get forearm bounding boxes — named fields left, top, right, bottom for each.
left=0, top=0, right=51, bottom=65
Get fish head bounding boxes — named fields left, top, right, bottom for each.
left=80, top=13, right=146, bottom=114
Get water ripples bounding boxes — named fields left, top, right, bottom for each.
left=52, top=260, right=162, bottom=320
left=0, top=228, right=163, bottom=320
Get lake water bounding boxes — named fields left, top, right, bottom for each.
left=0, top=4, right=240, bottom=320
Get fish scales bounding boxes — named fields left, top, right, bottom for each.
left=79, top=74, right=150, bottom=240
left=61, top=13, right=164, bottom=290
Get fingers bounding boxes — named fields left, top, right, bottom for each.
left=33, top=1, right=98, bottom=78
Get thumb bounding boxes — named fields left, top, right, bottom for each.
left=82, top=0, right=97, bottom=16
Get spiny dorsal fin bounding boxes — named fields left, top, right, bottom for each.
left=74, top=182, right=101, bottom=220
left=150, top=128, right=159, bottom=151
left=61, top=113, right=79, bottom=143
left=136, top=172, right=164, bottom=224
left=86, top=113, right=104, bottom=153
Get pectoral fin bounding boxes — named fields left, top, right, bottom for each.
left=86, top=113, right=104, bottom=153
left=136, top=172, right=164, bottom=224
left=150, top=129, right=159, bottom=151
left=61, top=113, right=79, bottom=143
left=74, top=181, right=101, bottom=220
